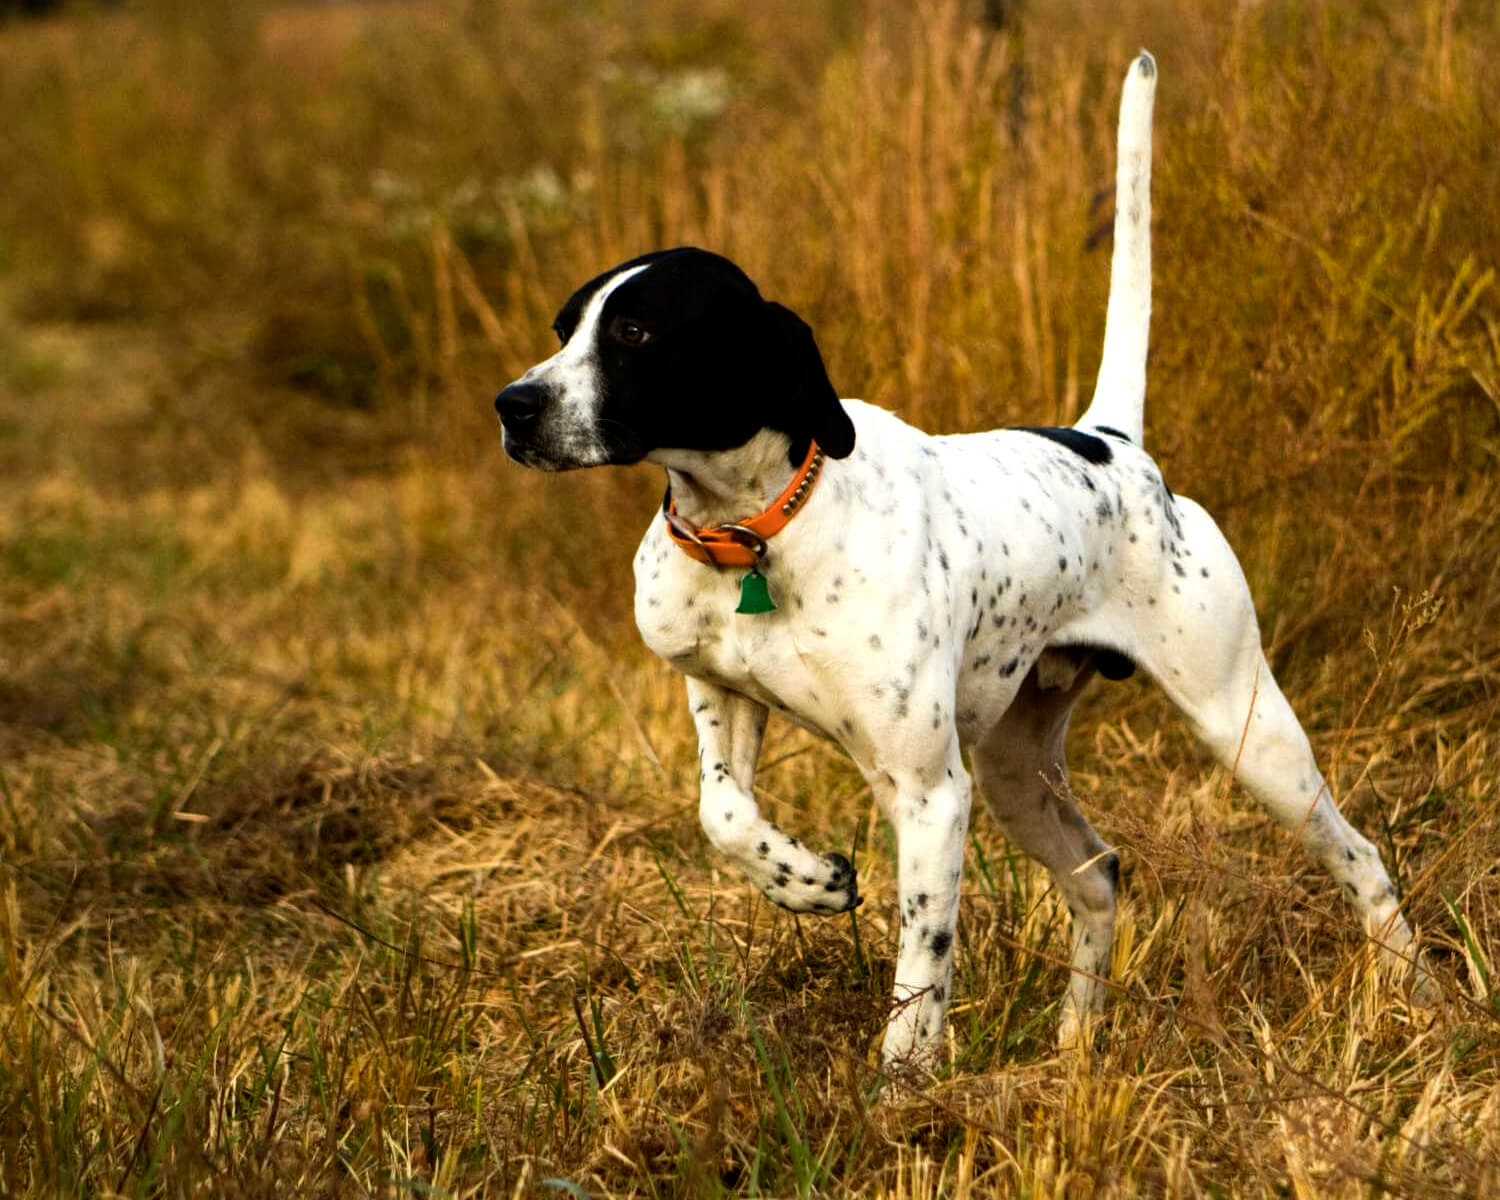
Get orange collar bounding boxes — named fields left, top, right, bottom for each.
left=662, top=440, right=827, bottom=568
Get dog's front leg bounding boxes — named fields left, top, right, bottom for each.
left=686, top=678, right=860, bottom=914
left=880, top=743, right=972, bottom=1067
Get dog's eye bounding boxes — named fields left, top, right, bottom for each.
left=614, top=318, right=651, bottom=346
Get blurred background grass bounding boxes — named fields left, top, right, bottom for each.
left=0, top=0, right=1497, bottom=1196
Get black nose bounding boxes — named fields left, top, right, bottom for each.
left=495, top=381, right=547, bottom=424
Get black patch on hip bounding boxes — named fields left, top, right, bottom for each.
left=1095, top=650, right=1135, bottom=680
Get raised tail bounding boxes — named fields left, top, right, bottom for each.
left=1077, top=50, right=1156, bottom=447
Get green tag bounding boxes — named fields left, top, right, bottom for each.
left=736, top=569, right=776, bottom=614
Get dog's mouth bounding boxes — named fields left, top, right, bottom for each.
left=497, top=407, right=649, bottom=472
left=498, top=424, right=576, bottom=471
left=499, top=420, right=647, bottom=472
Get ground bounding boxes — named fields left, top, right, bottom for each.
left=0, top=1, right=1497, bottom=1196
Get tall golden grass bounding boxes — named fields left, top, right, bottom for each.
left=0, top=0, right=1497, bottom=1195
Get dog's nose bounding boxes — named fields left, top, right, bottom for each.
left=495, top=381, right=547, bottom=424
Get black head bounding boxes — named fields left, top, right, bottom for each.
left=493, top=247, right=854, bottom=470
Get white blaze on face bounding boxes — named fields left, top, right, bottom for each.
left=517, top=262, right=653, bottom=464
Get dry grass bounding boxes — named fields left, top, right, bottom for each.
left=0, top=0, right=1498, bottom=1195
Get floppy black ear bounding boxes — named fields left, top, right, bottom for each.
left=761, top=301, right=856, bottom=459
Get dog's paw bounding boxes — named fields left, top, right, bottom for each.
left=764, top=850, right=861, bottom=914
left=821, top=851, right=862, bottom=912
left=1056, top=1008, right=1099, bottom=1054
left=880, top=1006, right=944, bottom=1072
left=1406, top=957, right=1443, bottom=1008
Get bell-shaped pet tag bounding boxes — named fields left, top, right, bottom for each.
left=736, top=568, right=776, bottom=614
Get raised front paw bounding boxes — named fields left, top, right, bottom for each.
left=764, top=849, right=861, bottom=914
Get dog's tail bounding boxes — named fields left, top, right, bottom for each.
left=1077, top=50, right=1156, bottom=447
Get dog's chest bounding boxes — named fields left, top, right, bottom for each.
left=632, top=535, right=749, bottom=678
left=633, top=525, right=851, bottom=724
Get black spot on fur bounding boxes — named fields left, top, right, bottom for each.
left=929, top=929, right=953, bottom=959
left=1012, top=426, right=1113, bottom=465
left=1094, top=425, right=1132, bottom=442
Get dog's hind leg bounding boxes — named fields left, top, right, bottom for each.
left=685, top=678, right=860, bottom=914
left=970, top=654, right=1120, bottom=1049
left=1123, top=497, right=1431, bottom=991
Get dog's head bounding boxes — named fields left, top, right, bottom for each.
left=494, top=247, right=854, bottom=471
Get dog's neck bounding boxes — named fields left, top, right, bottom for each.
left=648, top=430, right=803, bottom=529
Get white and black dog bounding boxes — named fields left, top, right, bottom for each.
left=494, top=54, right=1429, bottom=1065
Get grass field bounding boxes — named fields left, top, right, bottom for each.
left=1, top=0, right=1498, bottom=1195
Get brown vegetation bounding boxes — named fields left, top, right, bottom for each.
left=0, top=0, right=1497, bottom=1195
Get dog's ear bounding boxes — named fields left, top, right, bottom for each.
left=761, top=301, right=855, bottom=459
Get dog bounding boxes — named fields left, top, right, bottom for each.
left=493, top=53, right=1429, bottom=1065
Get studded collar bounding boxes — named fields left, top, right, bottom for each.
left=661, top=440, right=827, bottom=568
